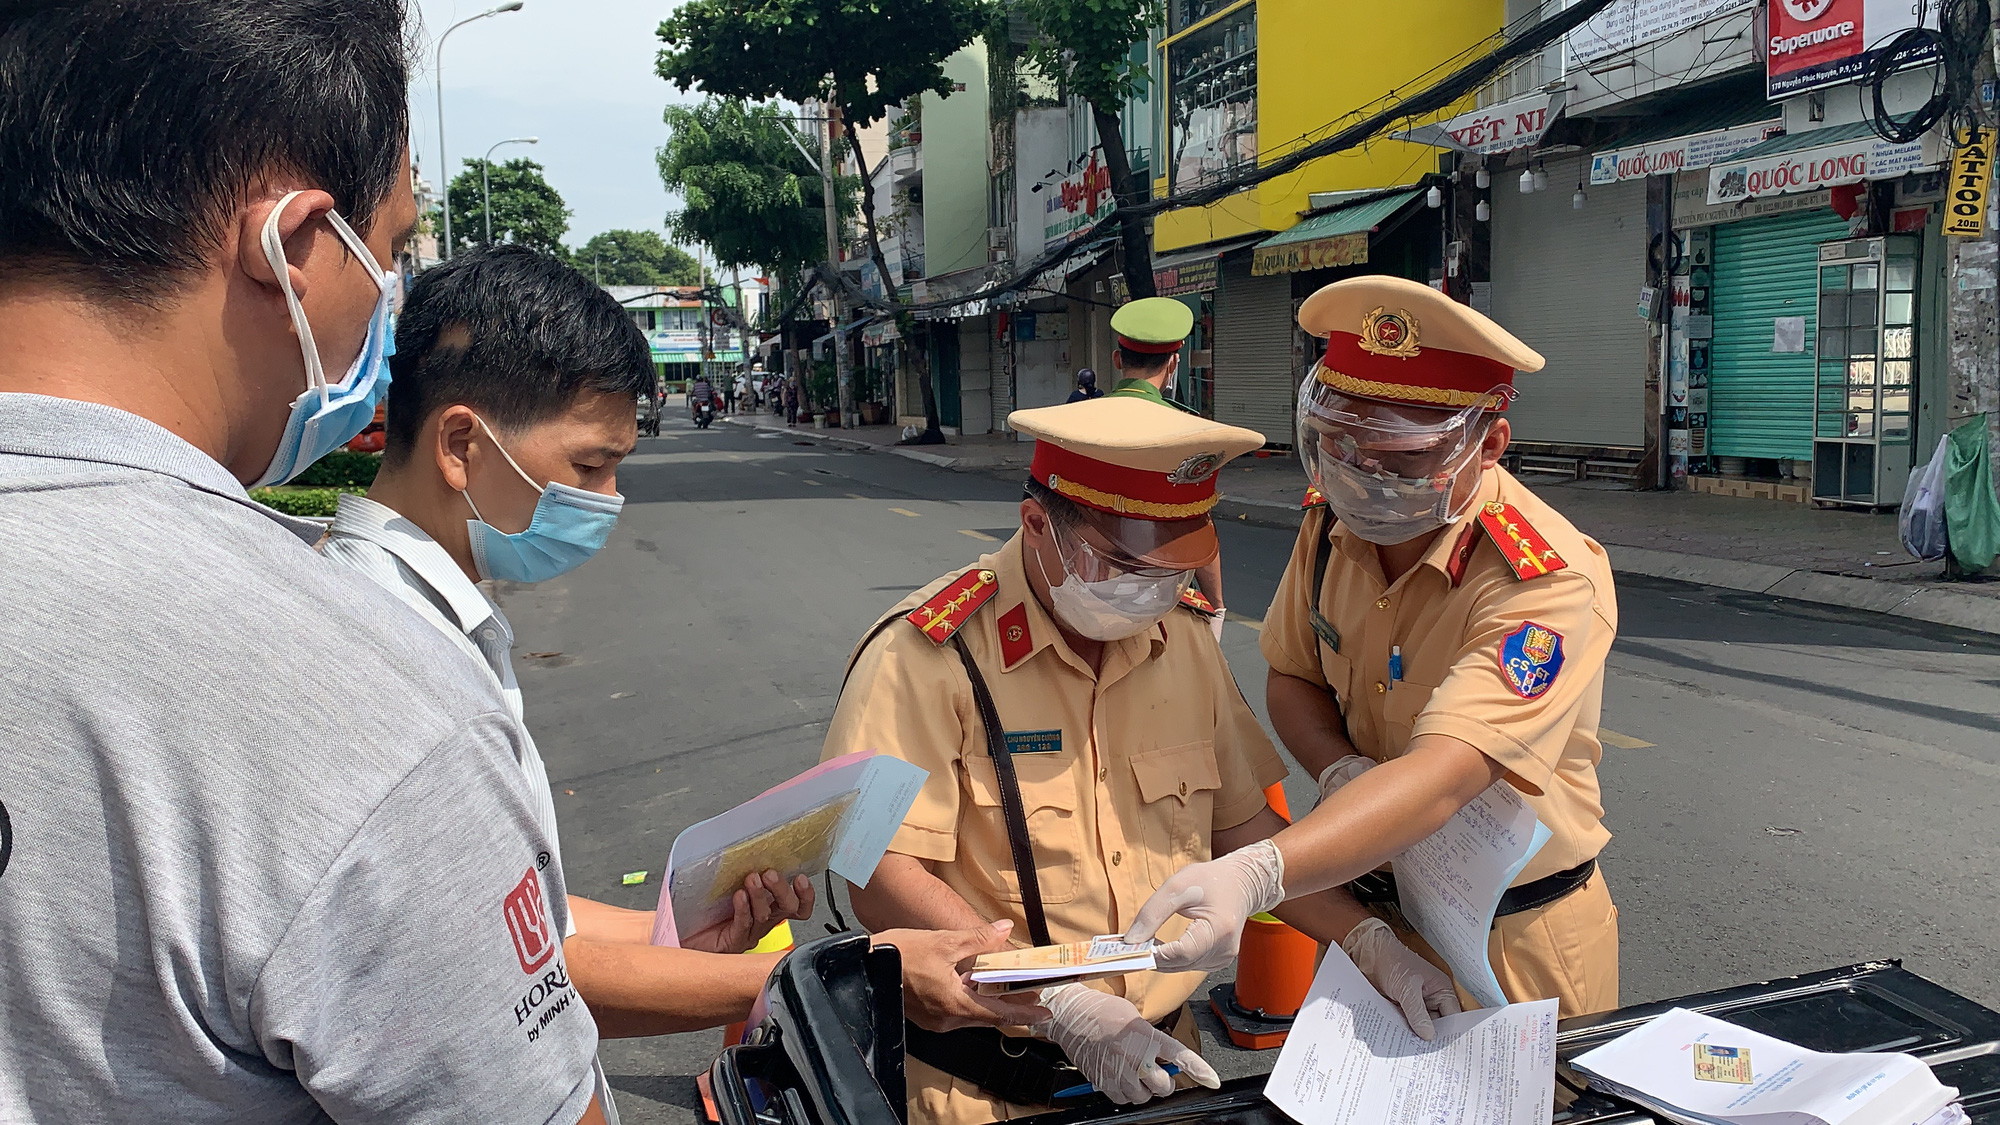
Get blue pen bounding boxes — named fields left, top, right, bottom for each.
left=1054, top=1065, right=1181, bottom=1100
left=1388, top=645, right=1403, bottom=690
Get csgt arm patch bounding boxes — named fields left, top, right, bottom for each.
left=1498, top=621, right=1565, bottom=699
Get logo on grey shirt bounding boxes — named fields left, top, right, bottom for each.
left=0, top=799, right=10, bottom=879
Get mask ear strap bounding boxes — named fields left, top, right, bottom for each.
left=470, top=413, right=545, bottom=495
left=261, top=191, right=326, bottom=397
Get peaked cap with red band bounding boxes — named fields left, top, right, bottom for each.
left=1298, top=275, right=1544, bottom=412
left=1011, top=396, right=1263, bottom=523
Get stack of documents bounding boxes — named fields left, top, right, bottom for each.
left=1570, top=1008, right=1963, bottom=1125
left=968, top=936, right=1156, bottom=995
left=1264, top=945, right=1557, bottom=1125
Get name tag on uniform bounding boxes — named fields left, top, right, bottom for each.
left=1003, top=729, right=1063, bottom=755
left=1311, top=611, right=1341, bottom=653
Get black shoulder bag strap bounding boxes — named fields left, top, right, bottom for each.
left=948, top=633, right=1052, bottom=948
left=1308, top=507, right=1341, bottom=657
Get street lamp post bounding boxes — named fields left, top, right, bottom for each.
left=481, top=136, right=538, bottom=244
left=434, top=0, right=524, bottom=260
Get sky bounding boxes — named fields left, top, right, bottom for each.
left=410, top=0, right=700, bottom=250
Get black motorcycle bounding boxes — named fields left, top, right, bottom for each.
left=694, top=395, right=715, bottom=430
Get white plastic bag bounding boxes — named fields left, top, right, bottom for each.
left=1900, top=434, right=1950, bottom=561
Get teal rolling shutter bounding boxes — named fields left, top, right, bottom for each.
left=1708, top=208, right=1852, bottom=460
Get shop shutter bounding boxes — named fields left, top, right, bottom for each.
left=1213, top=255, right=1294, bottom=442
left=1490, top=153, right=1648, bottom=447
left=1708, top=208, right=1851, bottom=460
left=959, top=318, right=994, bottom=434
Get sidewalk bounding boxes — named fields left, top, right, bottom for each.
left=1209, top=454, right=2000, bottom=637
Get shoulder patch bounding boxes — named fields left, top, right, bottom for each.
left=1302, top=486, right=1327, bottom=509
left=1476, top=501, right=1568, bottom=580
left=1179, top=587, right=1217, bottom=615
left=906, top=568, right=999, bottom=645
left=1498, top=621, right=1565, bottom=699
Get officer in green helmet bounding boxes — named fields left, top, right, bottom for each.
left=1106, top=296, right=1196, bottom=410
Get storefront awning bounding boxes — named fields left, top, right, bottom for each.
left=1139, top=235, right=1264, bottom=298
left=1250, top=188, right=1424, bottom=277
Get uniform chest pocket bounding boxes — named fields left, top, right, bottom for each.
left=1382, top=679, right=1438, bottom=752
left=962, top=753, right=1082, bottom=905
left=1128, top=741, right=1222, bottom=885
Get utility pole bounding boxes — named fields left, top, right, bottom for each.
left=816, top=98, right=854, bottom=428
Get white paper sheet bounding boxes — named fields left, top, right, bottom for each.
left=1570, top=1008, right=1958, bottom=1125
left=649, top=752, right=926, bottom=946
left=1265, top=944, right=1557, bottom=1125
left=1394, top=779, right=1552, bottom=1010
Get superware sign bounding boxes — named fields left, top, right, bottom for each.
left=1767, top=0, right=1939, bottom=97
left=1499, top=622, right=1565, bottom=700
left=504, top=866, right=557, bottom=974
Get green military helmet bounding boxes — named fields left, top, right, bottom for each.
left=1111, top=296, right=1194, bottom=355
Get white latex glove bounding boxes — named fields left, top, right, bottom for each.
left=1207, top=607, right=1226, bottom=643
left=1121, top=839, right=1285, bottom=973
left=1341, top=917, right=1462, bottom=1040
left=1315, top=753, right=1375, bottom=804
left=1033, top=985, right=1219, bottom=1105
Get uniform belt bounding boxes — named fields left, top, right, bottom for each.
left=1348, top=858, right=1597, bottom=923
left=904, top=1006, right=1185, bottom=1107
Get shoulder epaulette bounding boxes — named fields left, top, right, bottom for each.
left=1179, top=587, right=1217, bottom=615
left=1302, top=486, right=1327, bottom=509
left=1476, top=501, right=1568, bottom=580
left=905, top=567, right=1000, bottom=644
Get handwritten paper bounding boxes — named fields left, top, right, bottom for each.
left=1266, top=944, right=1557, bottom=1125
left=1395, top=779, right=1551, bottom=1010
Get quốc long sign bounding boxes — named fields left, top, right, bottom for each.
left=1707, top=131, right=1929, bottom=203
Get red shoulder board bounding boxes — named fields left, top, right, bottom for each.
left=1301, top=486, right=1327, bottom=509
left=1179, top=587, right=1216, bottom=614
left=906, top=568, right=1000, bottom=645
left=1476, top=501, right=1568, bottom=580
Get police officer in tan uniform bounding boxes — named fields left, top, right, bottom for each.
left=1125, top=276, right=1620, bottom=1019
left=822, top=395, right=1459, bottom=1125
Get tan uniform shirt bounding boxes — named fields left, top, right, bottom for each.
left=1261, top=467, right=1616, bottom=883
left=822, top=532, right=1289, bottom=1023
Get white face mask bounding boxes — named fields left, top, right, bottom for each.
left=1036, top=531, right=1191, bottom=641
left=1318, top=447, right=1481, bottom=545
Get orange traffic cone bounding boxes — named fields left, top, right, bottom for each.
left=1208, top=782, right=1320, bottom=1049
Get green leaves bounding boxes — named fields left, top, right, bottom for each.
left=1017, top=0, right=1160, bottom=107
left=657, top=97, right=857, bottom=274
left=443, top=158, right=571, bottom=256
left=570, top=230, right=701, bottom=286
left=656, top=0, right=989, bottom=127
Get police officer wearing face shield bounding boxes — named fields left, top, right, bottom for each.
left=821, top=396, right=1457, bottom=1125
left=1125, top=276, right=1621, bottom=1020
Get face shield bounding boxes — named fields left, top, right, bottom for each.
left=1295, top=378, right=1510, bottom=544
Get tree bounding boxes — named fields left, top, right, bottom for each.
left=443, top=158, right=571, bottom=256
left=657, top=0, right=987, bottom=440
left=1019, top=0, right=1159, bottom=298
left=656, top=97, right=852, bottom=279
left=571, top=229, right=701, bottom=286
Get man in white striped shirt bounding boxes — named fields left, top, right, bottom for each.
left=322, top=245, right=1044, bottom=1047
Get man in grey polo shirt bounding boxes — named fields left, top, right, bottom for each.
left=0, top=3, right=609, bottom=1122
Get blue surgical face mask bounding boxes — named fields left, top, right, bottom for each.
left=462, top=415, right=624, bottom=583
left=250, top=189, right=398, bottom=488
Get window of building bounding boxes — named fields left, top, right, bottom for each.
left=1167, top=3, right=1256, bottom=192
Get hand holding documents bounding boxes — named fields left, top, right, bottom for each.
left=968, top=936, right=1156, bottom=995
left=1265, top=943, right=1557, bottom=1125
left=650, top=752, right=926, bottom=947
left=1569, top=1007, right=1962, bottom=1125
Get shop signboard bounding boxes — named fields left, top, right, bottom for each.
left=1766, top=0, right=1939, bottom=98
left=1590, top=119, right=1784, bottom=184
left=1249, top=232, right=1368, bottom=277
left=1043, top=154, right=1114, bottom=249
left=1395, top=90, right=1560, bottom=155
left=1569, top=0, right=1756, bottom=66
left=1155, top=257, right=1221, bottom=296
left=1706, top=132, right=1929, bottom=204
left=1943, top=126, right=1995, bottom=238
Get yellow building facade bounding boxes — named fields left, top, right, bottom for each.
left=1153, top=0, right=1506, bottom=253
